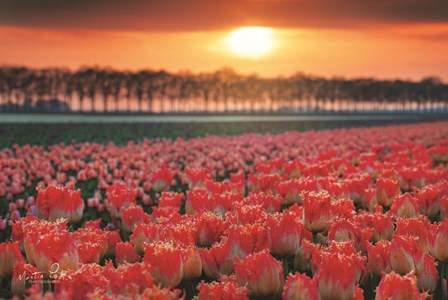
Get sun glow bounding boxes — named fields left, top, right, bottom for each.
left=226, top=27, right=275, bottom=58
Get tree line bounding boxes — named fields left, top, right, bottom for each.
left=0, top=66, right=447, bottom=114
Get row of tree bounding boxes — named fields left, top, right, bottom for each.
left=0, top=66, right=447, bottom=114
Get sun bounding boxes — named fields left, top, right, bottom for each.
left=226, top=27, right=275, bottom=58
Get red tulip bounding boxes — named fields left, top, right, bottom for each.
left=328, top=218, right=361, bottom=247
left=195, top=211, right=227, bottom=247
left=414, top=184, right=440, bottom=218
left=115, top=242, right=141, bottom=264
left=416, top=253, right=438, bottom=293
left=390, top=193, right=420, bottom=219
left=316, top=253, right=357, bottom=300
left=375, top=178, right=400, bottom=207
left=429, top=220, right=448, bottom=262
left=389, top=235, right=424, bottom=275
left=197, top=275, right=249, bottom=300
left=282, top=272, right=319, bottom=300
left=200, top=239, right=233, bottom=278
left=33, top=231, right=79, bottom=276
left=440, top=195, right=448, bottom=220
left=266, top=211, right=309, bottom=256
left=54, top=263, right=109, bottom=300
left=106, top=182, right=136, bottom=219
left=371, top=213, right=394, bottom=242
left=0, top=241, right=24, bottom=279
left=375, top=272, right=425, bottom=300
left=143, top=241, right=185, bottom=288
left=182, top=245, right=202, bottom=280
left=151, top=168, right=175, bottom=192
left=303, top=191, right=334, bottom=233
left=73, top=228, right=108, bottom=264
left=294, top=239, right=320, bottom=273
left=235, top=251, right=284, bottom=297
left=395, top=217, right=430, bottom=252
left=366, top=241, right=391, bottom=276
left=158, top=191, right=184, bottom=208
left=36, top=185, right=85, bottom=223
left=131, top=223, right=161, bottom=255
left=121, top=204, right=149, bottom=232
left=104, top=229, right=121, bottom=257
left=11, top=261, right=38, bottom=297
left=119, top=262, right=154, bottom=294
left=184, top=168, right=211, bottom=189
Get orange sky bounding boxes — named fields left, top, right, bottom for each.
left=0, top=0, right=447, bottom=80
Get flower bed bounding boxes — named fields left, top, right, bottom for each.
left=1, top=122, right=448, bottom=299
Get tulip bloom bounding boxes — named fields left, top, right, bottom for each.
left=282, top=272, right=319, bottom=300
left=107, top=182, right=136, bottom=219
left=35, top=185, right=85, bottom=223
left=302, top=191, right=334, bottom=233
left=266, top=212, right=309, bottom=256
left=115, top=242, right=141, bottom=264
left=151, top=168, right=175, bottom=192
left=416, top=253, right=438, bottom=293
left=390, top=193, right=420, bottom=219
left=11, top=261, right=38, bottom=297
left=235, top=251, right=284, bottom=297
left=366, top=241, right=391, bottom=276
left=316, top=253, right=357, bottom=300
left=121, top=204, right=149, bottom=232
left=375, top=178, right=400, bottom=207
left=389, top=235, right=424, bottom=275
left=143, top=241, right=185, bottom=288
left=197, top=275, right=249, bottom=300
left=0, top=241, right=24, bottom=279
left=33, top=231, right=79, bottom=276
left=182, top=245, right=202, bottom=280
left=200, top=240, right=233, bottom=278
left=375, top=272, right=425, bottom=300
left=195, top=211, right=227, bottom=247
left=429, top=220, right=448, bottom=262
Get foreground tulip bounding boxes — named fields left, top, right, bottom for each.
left=282, top=272, right=319, bottom=300
left=235, top=251, right=284, bottom=297
left=200, top=239, right=233, bottom=278
left=11, top=261, right=38, bottom=297
left=33, top=231, right=79, bottom=276
left=429, top=220, right=448, bottom=262
left=196, top=212, right=227, bottom=247
left=366, top=241, right=391, bottom=276
left=416, top=253, right=438, bottom=293
left=316, top=253, right=357, bottom=300
left=36, top=185, right=85, bottom=223
left=375, top=272, right=425, bottom=300
left=389, top=235, right=424, bottom=275
left=115, top=242, right=141, bottom=264
left=182, top=245, right=202, bottom=280
left=0, top=241, right=24, bottom=278
left=266, top=212, right=308, bottom=256
left=144, top=241, right=185, bottom=287
left=197, top=275, right=249, bottom=300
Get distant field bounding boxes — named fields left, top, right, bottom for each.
left=0, top=112, right=446, bottom=123
left=0, top=113, right=447, bottom=149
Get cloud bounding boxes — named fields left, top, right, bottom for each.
left=0, top=0, right=447, bottom=32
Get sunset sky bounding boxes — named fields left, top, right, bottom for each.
left=0, top=0, right=447, bottom=80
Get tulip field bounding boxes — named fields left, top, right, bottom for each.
left=1, top=121, right=448, bottom=299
